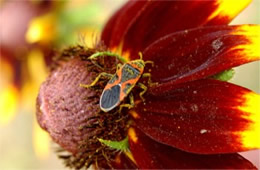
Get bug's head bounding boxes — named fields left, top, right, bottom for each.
left=132, top=59, right=145, bottom=69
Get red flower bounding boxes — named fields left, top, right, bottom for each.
left=37, top=0, right=260, bottom=169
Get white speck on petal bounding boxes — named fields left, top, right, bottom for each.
left=200, top=129, right=208, bottom=134
left=191, top=104, right=198, bottom=112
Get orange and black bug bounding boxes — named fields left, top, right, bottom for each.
left=81, top=51, right=153, bottom=112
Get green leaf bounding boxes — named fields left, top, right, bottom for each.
left=211, top=69, right=235, bottom=81
left=98, top=137, right=129, bottom=151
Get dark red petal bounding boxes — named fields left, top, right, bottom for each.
left=130, top=79, right=260, bottom=154
left=101, top=0, right=252, bottom=58
left=101, top=1, right=147, bottom=53
left=128, top=127, right=257, bottom=169
left=143, top=25, right=260, bottom=92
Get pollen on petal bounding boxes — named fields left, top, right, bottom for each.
left=128, top=127, right=138, bottom=143
left=129, top=110, right=140, bottom=119
left=237, top=92, right=260, bottom=149
left=206, top=0, right=252, bottom=22
left=230, top=25, right=260, bottom=60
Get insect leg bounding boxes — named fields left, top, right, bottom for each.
left=119, top=93, right=134, bottom=113
left=129, top=93, right=134, bottom=106
left=80, top=72, right=113, bottom=88
left=137, top=82, right=147, bottom=102
left=142, top=73, right=152, bottom=85
left=88, top=51, right=127, bottom=63
left=144, top=60, right=154, bottom=67
left=138, top=52, right=143, bottom=60
left=138, top=52, right=154, bottom=66
left=142, top=73, right=158, bottom=87
left=116, top=63, right=122, bottom=71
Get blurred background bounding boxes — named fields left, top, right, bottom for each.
left=0, top=0, right=259, bottom=169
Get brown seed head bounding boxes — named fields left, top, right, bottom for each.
left=36, top=46, right=129, bottom=168
left=36, top=55, right=99, bottom=154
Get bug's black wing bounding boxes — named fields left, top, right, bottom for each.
left=100, top=85, right=121, bottom=112
left=120, top=64, right=140, bottom=83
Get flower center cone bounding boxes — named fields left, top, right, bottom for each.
left=36, top=46, right=129, bottom=168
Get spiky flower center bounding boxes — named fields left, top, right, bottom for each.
left=50, top=46, right=131, bottom=169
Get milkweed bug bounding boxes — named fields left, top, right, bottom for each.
left=81, top=51, right=154, bottom=112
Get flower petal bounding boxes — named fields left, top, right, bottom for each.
left=130, top=79, right=260, bottom=154
left=128, top=127, right=257, bottom=169
left=143, top=25, right=260, bottom=92
left=101, top=0, right=252, bottom=58
left=101, top=1, right=148, bottom=58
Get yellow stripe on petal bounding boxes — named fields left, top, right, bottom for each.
left=124, top=150, right=137, bottom=165
left=128, top=127, right=138, bottom=143
left=207, top=0, right=252, bottom=22
left=111, top=41, right=131, bottom=62
left=238, top=92, right=260, bottom=149
left=129, top=110, right=140, bottom=119
left=231, top=25, right=260, bottom=60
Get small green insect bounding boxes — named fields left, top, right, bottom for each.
left=98, top=137, right=129, bottom=151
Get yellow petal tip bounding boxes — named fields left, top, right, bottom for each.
left=207, top=0, right=252, bottom=22
left=238, top=92, right=260, bottom=149
left=231, top=25, right=260, bottom=60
